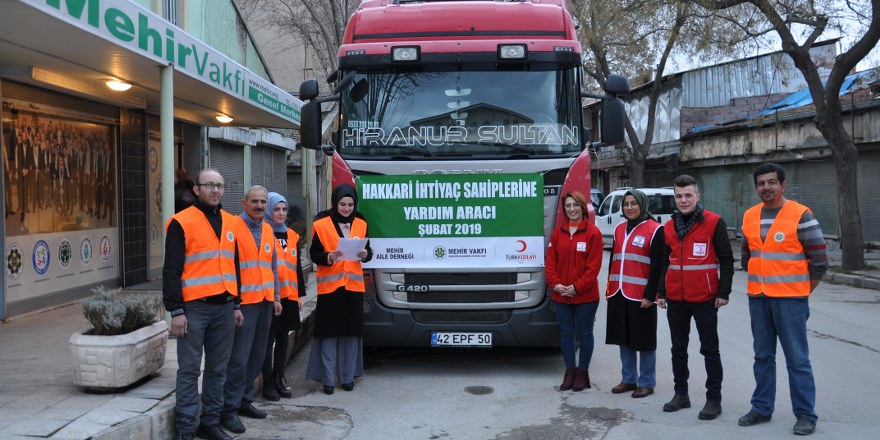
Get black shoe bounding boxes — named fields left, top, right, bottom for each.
left=195, top=424, right=232, bottom=440
left=793, top=416, right=816, bottom=435
left=275, top=372, right=292, bottom=398
left=220, top=414, right=246, bottom=434
left=342, top=382, right=355, bottom=391
left=263, top=381, right=280, bottom=401
left=663, top=394, right=691, bottom=412
left=698, top=400, right=722, bottom=420
left=237, top=402, right=267, bottom=419
left=738, top=410, right=772, bottom=426
left=323, top=385, right=335, bottom=395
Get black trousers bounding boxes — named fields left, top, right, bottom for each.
left=666, top=299, right=723, bottom=400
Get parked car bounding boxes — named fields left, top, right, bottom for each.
left=595, top=187, right=676, bottom=247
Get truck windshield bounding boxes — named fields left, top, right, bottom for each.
left=338, top=68, right=582, bottom=158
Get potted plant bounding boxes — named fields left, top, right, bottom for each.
left=69, top=286, right=169, bottom=389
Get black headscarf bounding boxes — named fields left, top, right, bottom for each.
left=623, top=189, right=655, bottom=224
left=330, top=183, right=359, bottom=223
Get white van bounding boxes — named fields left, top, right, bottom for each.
left=595, top=187, right=676, bottom=247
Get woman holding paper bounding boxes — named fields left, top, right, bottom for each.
left=306, top=183, right=373, bottom=395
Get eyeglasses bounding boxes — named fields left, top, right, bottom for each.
left=198, top=183, right=225, bottom=191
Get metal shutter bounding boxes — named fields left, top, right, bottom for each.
left=696, top=166, right=738, bottom=230
left=210, top=141, right=245, bottom=215
left=789, top=161, right=839, bottom=237
left=250, top=144, right=287, bottom=195
left=858, top=151, right=880, bottom=242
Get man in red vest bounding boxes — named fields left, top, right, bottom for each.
left=658, top=174, right=733, bottom=421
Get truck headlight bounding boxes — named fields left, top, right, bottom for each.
left=392, top=46, right=420, bottom=62
left=498, top=44, right=527, bottom=60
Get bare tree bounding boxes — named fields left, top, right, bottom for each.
left=573, top=0, right=756, bottom=187
left=236, top=0, right=359, bottom=80
left=696, top=0, right=879, bottom=270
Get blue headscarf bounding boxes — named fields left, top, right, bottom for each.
left=265, top=192, right=288, bottom=233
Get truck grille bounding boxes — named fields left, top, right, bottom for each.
left=412, top=310, right=511, bottom=324
left=407, top=291, right=514, bottom=303
left=404, top=273, right=517, bottom=285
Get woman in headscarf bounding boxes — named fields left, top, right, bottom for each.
left=306, top=184, right=373, bottom=395
left=261, top=192, right=306, bottom=401
left=606, top=189, right=665, bottom=398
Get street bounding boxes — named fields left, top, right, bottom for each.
left=236, top=254, right=880, bottom=440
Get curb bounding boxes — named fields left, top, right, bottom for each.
left=823, top=272, right=880, bottom=291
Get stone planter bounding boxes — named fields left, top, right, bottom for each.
left=69, top=320, right=168, bottom=389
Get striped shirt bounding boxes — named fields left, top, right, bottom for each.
left=741, top=206, right=829, bottom=280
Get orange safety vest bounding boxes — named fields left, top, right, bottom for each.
left=235, top=217, right=276, bottom=304
left=742, top=200, right=811, bottom=297
left=663, top=211, right=721, bottom=302
left=314, top=216, right=367, bottom=294
left=607, top=219, right=661, bottom=302
left=168, top=206, right=238, bottom=301
left=278, top=228, right=300, bottom=300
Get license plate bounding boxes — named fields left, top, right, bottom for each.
left=431, top=332, right=492, bottom=347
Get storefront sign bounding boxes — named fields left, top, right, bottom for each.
left=30, top=0, right=301, bottom=123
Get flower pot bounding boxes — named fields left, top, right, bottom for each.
left=69, top=320, right=168, bottom=389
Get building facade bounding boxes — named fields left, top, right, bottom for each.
left=0, top=0, right=302, bottom=319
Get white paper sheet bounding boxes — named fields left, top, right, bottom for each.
left=338, top=238, right=367, bottom=261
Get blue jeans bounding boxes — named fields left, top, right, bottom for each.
left=748, top=296, right=817, bottom=421
left=554, top=301, right=599, bottom=369
left=620, top=346, right=656, bottom=388
left=223, top=300, right=273, bottom=416
left=175, top=300, right=235, bottom=434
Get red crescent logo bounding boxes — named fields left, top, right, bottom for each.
left=516, top=240, right=527, bottom=252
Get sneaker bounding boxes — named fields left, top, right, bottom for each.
left=698, top=400, right=722, bottom=420
left=738, top=410, right=772, bottom=426
left=663, top=394, right=691, bottom=412
left=793, top=416, right=816, bottom=435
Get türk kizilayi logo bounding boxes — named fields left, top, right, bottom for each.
left=6, top=242, right=23, bottom=280
left=506, top=239, right=538, bottom=261
left=433, top=246, right=447, bottom=260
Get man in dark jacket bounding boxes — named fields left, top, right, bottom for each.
left=657, top=174, right=734, bottom=421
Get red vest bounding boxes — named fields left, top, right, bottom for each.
left=663, top=211, right=721, bottom=302
left=278, top=228, right=300, bottom=300
left=607, top=219, right=661, bottom=301
left=235, top=217, right=276, bottom=304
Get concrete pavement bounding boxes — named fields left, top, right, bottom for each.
left=0, top=247, right=878, bottom=439
left=0, top=275, right=318, bottom=440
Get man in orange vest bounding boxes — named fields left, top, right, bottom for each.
left=163, top=168, right=242, bottom=440
left=657, top=174, right=733, bottom=421
left=220, top=185, right=282, bottom=436
left=738, top=163, right=828, bottom=436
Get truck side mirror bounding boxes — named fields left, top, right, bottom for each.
left=601, top=97, right=625, bottom=145
left=299, top=79, right=319, bottom=101
left=299, top=101, right=322, bottom=149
